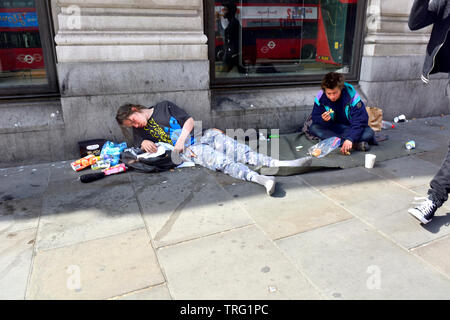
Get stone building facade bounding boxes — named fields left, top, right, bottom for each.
left=0, top=0, right=448, bottom=166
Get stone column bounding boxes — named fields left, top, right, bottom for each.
left=360, top=0, right=448, bottom=119
left=54, top=0, right=210, bottom=157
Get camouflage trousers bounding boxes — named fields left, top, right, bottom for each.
left=185, top=129, right=275, bottom=182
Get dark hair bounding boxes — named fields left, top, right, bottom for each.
left=116, top=104, right=146, bottom=125
left=321, top=72, right=345, bottom=91
left=223, top=1, right=237, bottom=18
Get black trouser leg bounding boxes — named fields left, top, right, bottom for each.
left=428, top=141, right=450, bottom=207
left=428, top=78, right=450, bottom=207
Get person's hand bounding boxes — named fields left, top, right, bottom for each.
left=341, top=140, right=353, bottom=155
left=141, top=140, right=157, bottom=153
left=173, top=141, right=185, bottom=154
left=322, top=111, right=332, bottom=122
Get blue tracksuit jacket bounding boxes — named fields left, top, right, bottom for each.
left=311, top=83, right=369, bottom=143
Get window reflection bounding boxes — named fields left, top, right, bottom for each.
left=0, top=0, right=47, bottom=88
left=214, top=0, right=358, bottom=79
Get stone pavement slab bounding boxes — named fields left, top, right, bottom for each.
left=221, top=175, right=352, bottom=240
left=0, top=197, right=42, bottom=234
left=302, top=167, right=450, bottom=249
left=0, top=163, right=50, bottom=200
left=113, top=284, right=172, bottom=300
left=412, top=235, right=450, bottom=278
left=158, top=225, right=323, bottom=300
left=0, top=228, right=36, bottom=300
left=37, top=165, right=145, bottom=251
left=414, top=148, right=449, bottom=167
left=386, top=117, right=450, bottom=153
left=374, top=207, right=450, bottom=249
left=132, top=167, right=253, bottom=248
left=364, top=156, right=441, bottom=190
left=27, top=228, right=164, bottom=300
left=300, top=166, right=380, bottom=191
left=276, top=219, right=450, bottom=299
left=0, top=164, right=49, bottom=234
left=300, top=167, right=415, bottom=222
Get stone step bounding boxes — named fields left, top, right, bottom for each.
left=0, top=99, right=65, bottom=167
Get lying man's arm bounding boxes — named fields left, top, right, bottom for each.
left=174, top=117, right=194, bottom=154
left=133, top=128, right=157, bottom=153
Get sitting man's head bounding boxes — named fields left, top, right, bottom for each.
left=321, top=72, right=345, bottom=102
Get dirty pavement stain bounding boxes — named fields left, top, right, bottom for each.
left=1, top=195, right=14, bottom=201
left=261, top=266, right=271, bottom=273
left=2, top=203, right=15, bottom=216
left=154, top=175, right=208, bottom=242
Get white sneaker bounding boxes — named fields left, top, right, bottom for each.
left=253, top=175, right=276, bottom=196
left=408, top=196, right=438, bottom=224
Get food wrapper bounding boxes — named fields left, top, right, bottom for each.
left=308, top=136, right=341, bottom=158
left=71, top=154, right=98, bottom=172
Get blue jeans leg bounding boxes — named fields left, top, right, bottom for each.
left=310, top=123, right=375, bottom=144
left=337, top=124, right=376, bottom=144
left=358, top=126, right=376, bottom=144
left=309, top=123, right=340, bottom=140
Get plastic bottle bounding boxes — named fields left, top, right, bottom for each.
left=381, top=120, right=395, bottom=129
left=308, top=136, right=342, bottom=158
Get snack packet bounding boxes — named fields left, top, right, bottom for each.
left=71, top=154, right=98, bottom=172
left=100, top=141, right=127, bottom=166
left=308, top=136, right=341, bottom=158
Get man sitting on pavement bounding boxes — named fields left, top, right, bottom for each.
left=308, top=72, right=376, bottom=155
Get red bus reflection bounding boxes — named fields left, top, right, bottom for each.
left=0, top=5, right=44, bottom=72
left=215, top=0, right=357, bottom=68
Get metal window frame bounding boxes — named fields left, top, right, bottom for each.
left=0, top=0, right=59, bottom=98
left=205, top=0, right=368, bottom=89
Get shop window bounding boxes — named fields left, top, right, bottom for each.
left=0, top=0, right=58, bottom=97
left=206, top=0, right=366, bottom=88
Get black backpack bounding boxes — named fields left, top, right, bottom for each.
left=120, top=148, right=178, bottom=173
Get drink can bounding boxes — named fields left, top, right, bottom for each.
left=71, top=154, right=98, bottom=172
left=405, top=140, right=416, bottom=150
left=394, top=114, right=406, bottom=123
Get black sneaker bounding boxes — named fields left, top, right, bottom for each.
left=408, top=196, right=438, bottom=224
left=354, top=141, right=370, bottom=152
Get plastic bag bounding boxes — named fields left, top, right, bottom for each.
left=100, top=141, right=127, bottom=166
left=308, top=136, right=341, bottom=158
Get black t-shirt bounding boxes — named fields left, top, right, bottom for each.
left=133, top=100, right=194, bottom=147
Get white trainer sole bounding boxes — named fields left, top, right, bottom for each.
left=408, top=208, right=431, bottom=224
left=265, top=180, right=276, bottom=196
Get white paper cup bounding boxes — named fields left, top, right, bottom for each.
left=365, top=154, right=376, bottom=169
